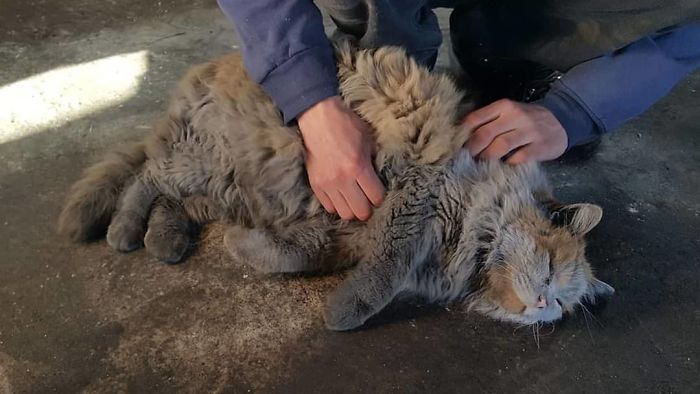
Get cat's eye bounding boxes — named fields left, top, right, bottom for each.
left=555, top=298, right=562, bottom=307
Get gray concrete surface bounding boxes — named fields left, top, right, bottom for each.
left=1, top=1, right=699, bottom=392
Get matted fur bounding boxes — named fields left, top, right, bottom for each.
left=58, top=37, right=613, bottom=330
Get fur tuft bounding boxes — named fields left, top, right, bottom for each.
left=58, top=142, right=147, bottom=241
left=182, top=196, right=224, bottom=224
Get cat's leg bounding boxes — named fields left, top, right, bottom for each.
left=223, top=217, right=332, bottom=274
left=144, top=195, right=193, bottom=264
left=106, top=176, right=158, bottom=252
left=323, top=190, right=437, bottom=331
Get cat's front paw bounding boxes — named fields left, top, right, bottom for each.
left=106, top=211, right=146, bottom=252
left=144, top=226, right=189, bottom=264
left=323, top=284, right=374, bottom=331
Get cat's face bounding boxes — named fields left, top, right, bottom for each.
left=474, top=203, right=614, bottom=325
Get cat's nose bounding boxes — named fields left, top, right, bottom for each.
left=536, top=295, right=547, bottom=309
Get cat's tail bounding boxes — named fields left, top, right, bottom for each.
left=58, top=142, right=148, bottom=242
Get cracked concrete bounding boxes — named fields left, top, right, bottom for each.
left=1, top=1, right=699, bottom=392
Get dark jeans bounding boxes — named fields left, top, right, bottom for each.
left=317, top=0, right=700, bottom=71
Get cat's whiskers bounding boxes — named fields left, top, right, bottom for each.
left=578, top=301, right=595, bottom=341
left=512, top=323, right=531, bottom=335
left=531, top=322, right=542, bottom=349
left=579, top=301, right=603, bottom=328
left=538, top=322, right=556, bottom=337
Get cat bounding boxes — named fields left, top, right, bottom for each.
left=58, top=37, right=614, bottom=331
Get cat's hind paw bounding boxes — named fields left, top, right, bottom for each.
left=144, top=196, right=192, bottom=264
left=144, top=226, right=190, bottom=264
left=106, top=211, right=146, bottom=253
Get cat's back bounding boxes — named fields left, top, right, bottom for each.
left=144, top=53, right=311, bottom=222
left=210, top=54, right=287, bottom=129
left=171, top=53, right=301, bottom=154
left=194, top=54, right=301, bottom=154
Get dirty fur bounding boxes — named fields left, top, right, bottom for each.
left=58, top=37, right=613, bottom=330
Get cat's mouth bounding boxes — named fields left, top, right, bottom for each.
left=482, top=302, right=565, bottom=325
left=528, top=309, right=563, bottom=323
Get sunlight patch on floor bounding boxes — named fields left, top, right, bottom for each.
left=0, top=50, right=149, bottom=144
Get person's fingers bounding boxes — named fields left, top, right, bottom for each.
left=339, top=182, right=373, bottom=221
left=467, top=115, right=514, bottom=157
left=311, top=184, right=336, bottom=214
left=463, top=100, right=504, bottom=130
left=328, top=190, right=355, bottom=221
left=478, top=129, right=533, bottom=161
left=356, top=167, right=385, bottom=207
left=505, top=144, right=538, bottom=165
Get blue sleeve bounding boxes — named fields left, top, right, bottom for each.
left=537, top=23, right=700, bottom=148
left=217, top=0, right=339, bottom=123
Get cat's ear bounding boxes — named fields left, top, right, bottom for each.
left=550, top=203, right=603, bottom=235
left=585, top=277, right=615, bottom=302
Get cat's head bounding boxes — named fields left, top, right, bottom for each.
left=472, top=203, right=614, bottom=325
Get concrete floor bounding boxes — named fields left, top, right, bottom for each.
left=1, top=1, right=699, bottom=392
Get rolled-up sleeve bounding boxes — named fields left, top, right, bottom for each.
left=537, top=23, right=700, bottom=148
left=218, top=0, right=340, bottom=123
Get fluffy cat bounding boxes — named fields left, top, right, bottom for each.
left=58, top=37, right=614, bottom=331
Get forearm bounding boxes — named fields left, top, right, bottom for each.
left=538, top=23, right=700, bottom=147
left=217, top=0, right=340, bottom=122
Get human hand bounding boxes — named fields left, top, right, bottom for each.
left=297, top=96, right=385, bottom=221
left=464, top=99, right=568, bottom=164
